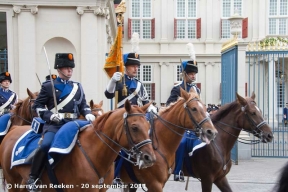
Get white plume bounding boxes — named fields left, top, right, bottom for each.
left=186, top=43, right=196, bottom=61
left=131, top=32, right=140, bottom=53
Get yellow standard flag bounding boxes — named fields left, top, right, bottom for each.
left=103, top=25, right=124, bottom=78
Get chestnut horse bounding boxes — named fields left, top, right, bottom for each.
left=0, top=100, right=156, bottom=192
left=10, top=88, right=38, bottom=126
left=182, top=92, right=274, bottom=192
left=89, top=100, right=104, bottom=118
left=117, top=88, right=218, bottom=192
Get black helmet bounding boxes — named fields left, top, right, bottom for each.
left=0, top=72, right=12, bottom=83
left=54, top=53, right=75, bottom=69
left=123, top=53, right=140, bottom=66
left=182, top=60, right=198, bottom=73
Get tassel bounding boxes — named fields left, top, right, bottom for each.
left=122, top=76, right=127, bottom=96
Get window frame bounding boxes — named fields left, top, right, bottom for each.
left=268, top=0, right=288, bottom=35
left=130, top=0, right=153, bottom=39
left=174, top=0, right=198, bottom=39
left=221, top=0, right=243, bottom=39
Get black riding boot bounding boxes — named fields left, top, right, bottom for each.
left=27, top=148, right=47, bottom=191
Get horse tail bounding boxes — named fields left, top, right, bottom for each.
left=276, top=162, right=288, bottom=192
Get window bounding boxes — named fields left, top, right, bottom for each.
left=137, top=64, right=153, bottom=99
left=130, top=0, right=154, bottom=39
left=221, top=0, right=242, bottom=38
left=175, top=0, right=197, bottom=39
left=176, top=65, right=182, bottom=82
left=268, top=0, right=288, bottom=35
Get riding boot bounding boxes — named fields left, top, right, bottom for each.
left=27, top=148, right=47, bottom=192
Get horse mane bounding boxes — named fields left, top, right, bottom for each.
left=94, top=111, right=114, bottom=131
left=10, top=100, right=24, bottom=122
left=211, top=100, right=239, bottom=122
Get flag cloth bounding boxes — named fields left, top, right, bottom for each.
left=104, top=25, right=124, bottom=78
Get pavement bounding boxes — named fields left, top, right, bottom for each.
left=0, top=158, right=286, bottom=192
left=108, top=158, right=288, bottom=192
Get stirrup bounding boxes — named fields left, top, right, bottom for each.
left=178, top=170, right=185, bottom=182
left=27, top=178, right=41, bottom=192
left=112, top=177, right=123, bottom=185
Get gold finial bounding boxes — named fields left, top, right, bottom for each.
left=115, top=0, right=126, bottom=24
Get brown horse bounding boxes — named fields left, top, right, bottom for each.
left=10, top=88, right=38, bottom=126
left=0, top=100, right=156, bottom=192
left=182, top=92, right=274, bottom=192
left=90, top=100, right=104, bottom=118
left=117, top=88, right=218, bottom=192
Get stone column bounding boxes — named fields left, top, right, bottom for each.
left=237, top=42, right=248, bottom=97
left=159, top=0, right=169, bottom=54
left=267, top=57, right=278, bottom=122
left=204, top=62, right=214, bottom=104
left=205, top=0, right=214, bottom=53
left=258, top=0, right=266, bottom=39
left=13, top=5, right=38, bottom=98
left=252, top=0, right=259, bottom=41
left=76, top=6, right=109, bottom=107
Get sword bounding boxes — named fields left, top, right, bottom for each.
left=35, top=73, right=41, bottom=86
left=180, top=59, right=187, bottom=92
left=43, top=46, right=58, bottom=114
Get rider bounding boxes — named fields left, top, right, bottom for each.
left=166, top=56, right=200, bottom=182
left=27, top=53, right=95, bottom=189
left=105, top=52, right=156, bottom=184
left=0, top=72, right=18, bottom=115
left=45, top=74, right=57, bottom=82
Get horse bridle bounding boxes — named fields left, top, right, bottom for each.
left=94, top=112, right=152, bottom=166
left=152, top=97, right=210, bottom=137
left=91, top=107, right=102, bottom=117
left=11, top=98, right=36, bottom=124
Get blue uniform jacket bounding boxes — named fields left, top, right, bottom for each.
left=33, top=77, right=91, bottom=133
left=283, top=107, right=288, bottom=120
left=166, top=81, right=200, bottom=106
left=0, top=88, right=17, bottom=113
left=105, top=74, right=149, bottom=108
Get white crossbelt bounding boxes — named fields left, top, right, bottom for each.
left=50, top=83, right=78, bottom=113
left=0, top=93, right=15, bottom=113
left=117, top=82, right=141, bottom=108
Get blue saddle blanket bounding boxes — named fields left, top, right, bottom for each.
left=0, top=113, right=12, bottom=136
left=11, top=120, right=91, bottom=168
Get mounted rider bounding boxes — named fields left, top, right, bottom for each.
left=27, top=53, right=95, bottom=190
left=166, top=43, right=201, bottom=182
left=0, top=72, right=18, bottom=115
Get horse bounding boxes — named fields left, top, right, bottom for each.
left=116, top=87, right=218, bottom=192
left=90, top=100, right=104, bottom=118
left=275, top=162, right=288, bottom=192
left=0, top=100, right=156, bottom=192
left=10, top=88, right=38, bottom=126
left=182, top=92, right=274, bottom=192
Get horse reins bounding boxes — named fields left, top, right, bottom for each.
left=77, top=112, right=152, bottom=184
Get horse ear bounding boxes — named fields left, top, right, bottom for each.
left=99, top=100, right=103, bottom=107
left=27, top=88, right=33, bottom=99
left=236, top=92, right=247, bottom=106
left=189, top=87, right=196, bottom=94
left=251, top=91, right=256, bottom=100
left=180, top=87, right=190, bottom=101
left=141, top=101, right=152, bottom=113
left=124, top=100, right=132, bottom=113
left=89, top=100, right=94, bottom=108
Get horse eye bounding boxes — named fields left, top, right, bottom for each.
left=191, top=107, right=197, bottom=112
left=252, top=112, right=256, bottom=115
left=131, top=126, right=138, bottom=132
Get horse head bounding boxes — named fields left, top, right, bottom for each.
left=236, top=91, right=273, bottom=143
left=95, top=100, right=156, bottom=169
left=10, top=88, right=38, bottom=126
left=179, top=87, right=217, bottom=144
left=90, top=99, right=104, bottom=118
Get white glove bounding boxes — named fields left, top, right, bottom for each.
left=147, top=104, right=158, bottom=114
left=112, top=72, right=122, bottom=82
left=50, top=113, right=63, bottom=124
left=106, top=72, right=122, bottom=93
left=85, top=114, right=95, bottom=122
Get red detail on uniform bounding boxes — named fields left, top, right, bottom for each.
left=196, top=18, right=201, bottom=39
left=151, top=18, right=155, bottom=39
left=128, top=18, right=132, bottom=39
left=242, top=17, right=248, bottom=38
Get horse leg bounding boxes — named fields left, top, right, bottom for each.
left=214, top=176, right=233, bottom=192
left=200, top=179, right=213, bottom=192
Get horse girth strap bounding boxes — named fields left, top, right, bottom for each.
left=76, top=140, right=109, bottom=184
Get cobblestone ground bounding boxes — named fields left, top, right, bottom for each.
left=0, top=158, right=286, bottom=192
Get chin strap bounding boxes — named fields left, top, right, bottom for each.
left=57, top=69, right=70, bottom=79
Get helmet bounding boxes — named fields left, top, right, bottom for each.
left=54, top=53, right=75, bottom=69
left=123, top=53, right=140, bottom=66
left=0, top=72, right=12, bottom=83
